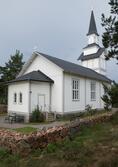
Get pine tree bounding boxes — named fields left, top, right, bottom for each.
left=102, top=82, right=118, bottom=110
left=0, top=50, right=25, bottom=104
left=101, top=0, right=118, bottom=61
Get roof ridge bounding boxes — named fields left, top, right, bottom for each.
left=37, top=51, right=90, bottom=69
left=37, top=51, right=111, bottom=83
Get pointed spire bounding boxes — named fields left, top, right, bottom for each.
left=87, top=11, right=99, bottom=36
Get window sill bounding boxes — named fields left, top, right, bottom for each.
left=72, top=100, right=80, bottom=102
left=18, top=102, right=23, bottom=105
left=91, top=99, right=96, bottom=101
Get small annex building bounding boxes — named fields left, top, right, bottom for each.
left=8, top=11, right=111, bottom=121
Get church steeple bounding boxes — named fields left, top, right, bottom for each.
left=87, top=10, right=99, bottom=36
left=87, top=11, right=99, bottom=45
left=78, top=11, right=107, bottom=76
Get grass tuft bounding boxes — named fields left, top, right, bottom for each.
left=13, top=127, right=37, bottom=134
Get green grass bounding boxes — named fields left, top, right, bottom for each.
left=13, top=127, right=37, bottom=134
left=0, top=112, right=118, bottom=167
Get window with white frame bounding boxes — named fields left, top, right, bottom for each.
left=72, top=79, right=80, bottom=101
left=91, top=81, right=96, bottom=101
left=14, top=93, right=17, bottom=103
left=19, top=92, right=23, bottom=104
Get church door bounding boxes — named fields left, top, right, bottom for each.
left=38, top=95, right=45, bottom=111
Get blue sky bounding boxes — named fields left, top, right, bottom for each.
left=0, top=0, right=118, bottom=81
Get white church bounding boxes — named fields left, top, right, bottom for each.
left=8, top=11, right=111, bottom=121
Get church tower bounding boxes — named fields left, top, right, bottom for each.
left=78, top=11, right=107, bottom=76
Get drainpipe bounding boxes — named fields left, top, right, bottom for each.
left=49, top=83, right=52, bottom=112
left=99, top=82, right=101, bottom=109
left=85, top=78, right=87, bottom=109
left=62, top=73, right=65, bottom=114
left=28, top=80, right=32, bottom=122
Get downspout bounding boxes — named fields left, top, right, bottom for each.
left=85, top=78, right=87, bottom=109
left=62, top=72, right=65, bottom=114
left=49, top=83, right=52, bottom=112
left=28, top=81, right=32, bottom=121
left=99, top=82, right=102, bottom=108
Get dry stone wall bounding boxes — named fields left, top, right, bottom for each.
left=0, top=112, right=115, bottom=156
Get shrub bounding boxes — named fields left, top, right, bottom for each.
left=85, top=104, right=92, bottom=112
left=30, top=106, right=45, bottom=123
left=102, top=82, right=118, bottom=110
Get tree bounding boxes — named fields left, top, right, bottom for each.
left=101, top=85, right=112, bottom=110
left=0, top=50, right=25, bottom=104
left=101, top=82, right=118, bottom=110
left=101, top=0, right=118, bottom=61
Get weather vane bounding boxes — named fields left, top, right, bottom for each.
left=91, top=0, right=94, bottom=11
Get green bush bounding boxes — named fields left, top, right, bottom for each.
left=102, top=82, right=118, bottom=110
left=30, top=106, right=45, bottom=123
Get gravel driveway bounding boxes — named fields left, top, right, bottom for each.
left=0, top=116, right=68, bottom=130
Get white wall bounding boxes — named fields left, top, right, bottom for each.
left=8, top=82, right=29, bottom=115
left=64, top=73, right=105, bottom=113
left=64, top=73, right=85, bottom=112
left=83, top=46, right=99, bottom=55
left=85, top=79, right=104, bottom=109
left=30, top=81, right=50, bottom=112
left=82, top=58, right=99, bottom=70
left=88, top=34, right=99, bottom=45
left=24, top=54, right=64, bottom=113
left=82, top=56, right=106, bottom=76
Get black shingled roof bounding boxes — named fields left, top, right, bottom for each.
left=8, top=70, right=54, bottom=84
left=78, top=48, right=105, bottom=61
left=87, top=11, right=99, bottom=36
left=37, top=52, right=111, bottom=83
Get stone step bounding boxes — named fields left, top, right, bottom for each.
left=46, top=113, right=55, bottom=122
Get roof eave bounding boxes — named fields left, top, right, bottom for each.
left=7, top=79, right=54, bottom=85
left=64, top=71, right=111, bottom=83
left=87, top=32, right=99, bottom=36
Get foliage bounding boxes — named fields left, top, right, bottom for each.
left=101, top=84, right=112, bottom=110
left=102, top=82, right=118, bottom=109
left=101, top=0, right=118, bottom=61
left=0, top=50, right=25, bottom=104
left=30, top=106, right=45, bottom=123
left=85, top=104, right=92, bottom=112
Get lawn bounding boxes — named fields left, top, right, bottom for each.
left=13, top=127, right=37, bottom=134
left=0, top=112, right=118, bottom=167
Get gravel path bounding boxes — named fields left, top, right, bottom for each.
left=0, top=116, right=68, bottom=130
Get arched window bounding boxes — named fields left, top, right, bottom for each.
left=14, top=93, right=17, bottom=103
left=19, top=92, right=23, bottom=104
